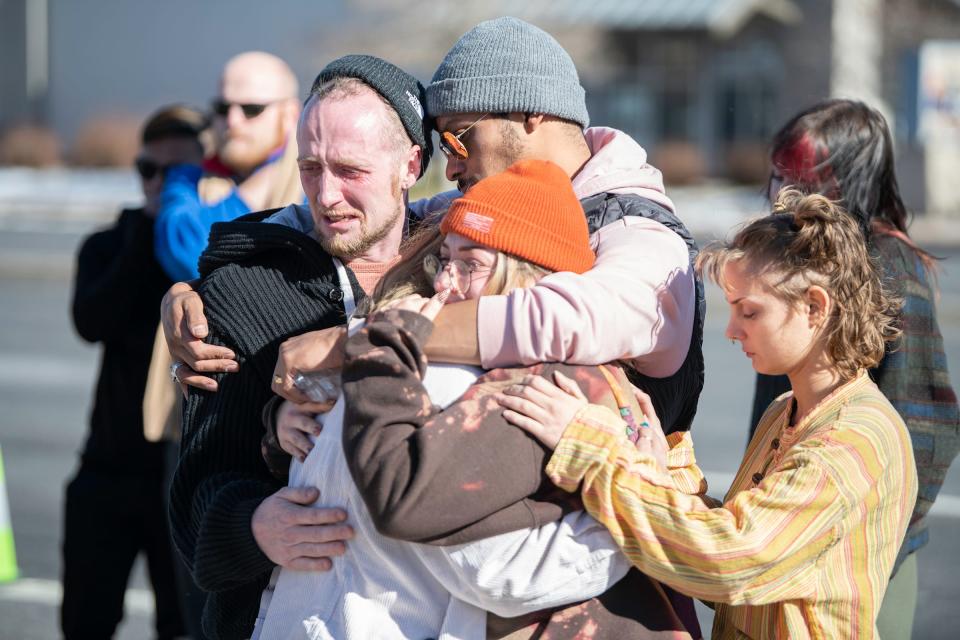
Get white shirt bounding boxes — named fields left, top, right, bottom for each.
left=252, top=362, right=629, bottom=640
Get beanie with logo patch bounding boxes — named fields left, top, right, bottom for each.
left=440, top=159, right=594, bottom=274
left=312, top=54, right=432, bottom=175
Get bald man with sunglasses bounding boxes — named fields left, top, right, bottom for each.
left=153, top=51, right=303, bottom=282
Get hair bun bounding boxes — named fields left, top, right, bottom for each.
left=774, top=189, right=841, bottom=229
left=774, top=189, right=865, bottom=268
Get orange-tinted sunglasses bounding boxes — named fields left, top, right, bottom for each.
left=438, top=113, right=490, bottom=160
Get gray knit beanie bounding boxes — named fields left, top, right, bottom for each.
left=312, top=54, right=432, bottom=175
left=427, top=17, right=589, bottom=129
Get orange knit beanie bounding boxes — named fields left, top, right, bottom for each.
left=440, top=159, right=594, bottom=274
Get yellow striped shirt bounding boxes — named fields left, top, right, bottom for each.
left=545, top=373, right=917, bottom=639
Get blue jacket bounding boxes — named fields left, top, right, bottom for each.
left=154, top=164, right=250, bottom=281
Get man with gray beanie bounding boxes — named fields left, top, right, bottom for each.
left=419, top=16, right=703, bottom=437
left=405, top=17, right=706, bottom=638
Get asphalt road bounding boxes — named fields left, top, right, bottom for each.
left=0, top=226, right=958, bottom=639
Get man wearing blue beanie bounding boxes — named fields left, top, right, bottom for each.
left=166, top=54, right=434, bottom=639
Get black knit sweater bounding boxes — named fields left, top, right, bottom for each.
left=168, top=211, right=363, bottom=640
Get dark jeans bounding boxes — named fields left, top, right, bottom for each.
left=61, top=459, right=186, bottom=640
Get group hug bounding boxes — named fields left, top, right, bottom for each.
left=69, top=15, right=959, bottom=640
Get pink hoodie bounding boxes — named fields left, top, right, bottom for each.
left=477, top=127, right=695, bottom=378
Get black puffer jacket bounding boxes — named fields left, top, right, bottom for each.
left=581, top=192, right=706, bottom=433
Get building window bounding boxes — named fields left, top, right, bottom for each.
left=716, top=75, right=777, bottom=142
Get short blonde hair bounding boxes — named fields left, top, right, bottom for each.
left=697, top=189, right=901, bottom=379
left=307, top=76, right=409, bottom=158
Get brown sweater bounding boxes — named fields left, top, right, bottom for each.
left=339, top=309, right=701, bottom=639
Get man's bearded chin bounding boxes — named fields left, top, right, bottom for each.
left=218, top=138, right=274, bottom=174
left=316, top=203, right=404, bottom=260
left=217, top=119, right=285, bottom=174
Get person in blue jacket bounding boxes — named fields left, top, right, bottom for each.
left=154, top=51, right=303, bottom=281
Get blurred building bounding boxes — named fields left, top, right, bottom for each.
left=350, top=0, right=959, bottom=213
left=1, top=0, right=48, bottom=126
left=2, top=0, right=959, bottom=213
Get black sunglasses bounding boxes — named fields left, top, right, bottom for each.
left=210, top=99, right=274, bottom=119
left=135, top=158, right=166, bottom=180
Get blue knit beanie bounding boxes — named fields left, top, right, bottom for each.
left=427, top=17, right=589, bottom=129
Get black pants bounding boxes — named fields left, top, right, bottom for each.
left=163, top=441, right=209, bottom=640
left=61, top=459, right=186, bottom=640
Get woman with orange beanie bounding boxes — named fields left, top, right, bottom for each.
left=334, top=159, right=702, bottom=638
left=259, top=160, right=702, bottom=638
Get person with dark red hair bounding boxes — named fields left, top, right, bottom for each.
left=753, top=99, right=959, bottom=639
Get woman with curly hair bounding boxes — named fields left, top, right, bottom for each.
left=503, top=190, right=917, bottom=639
